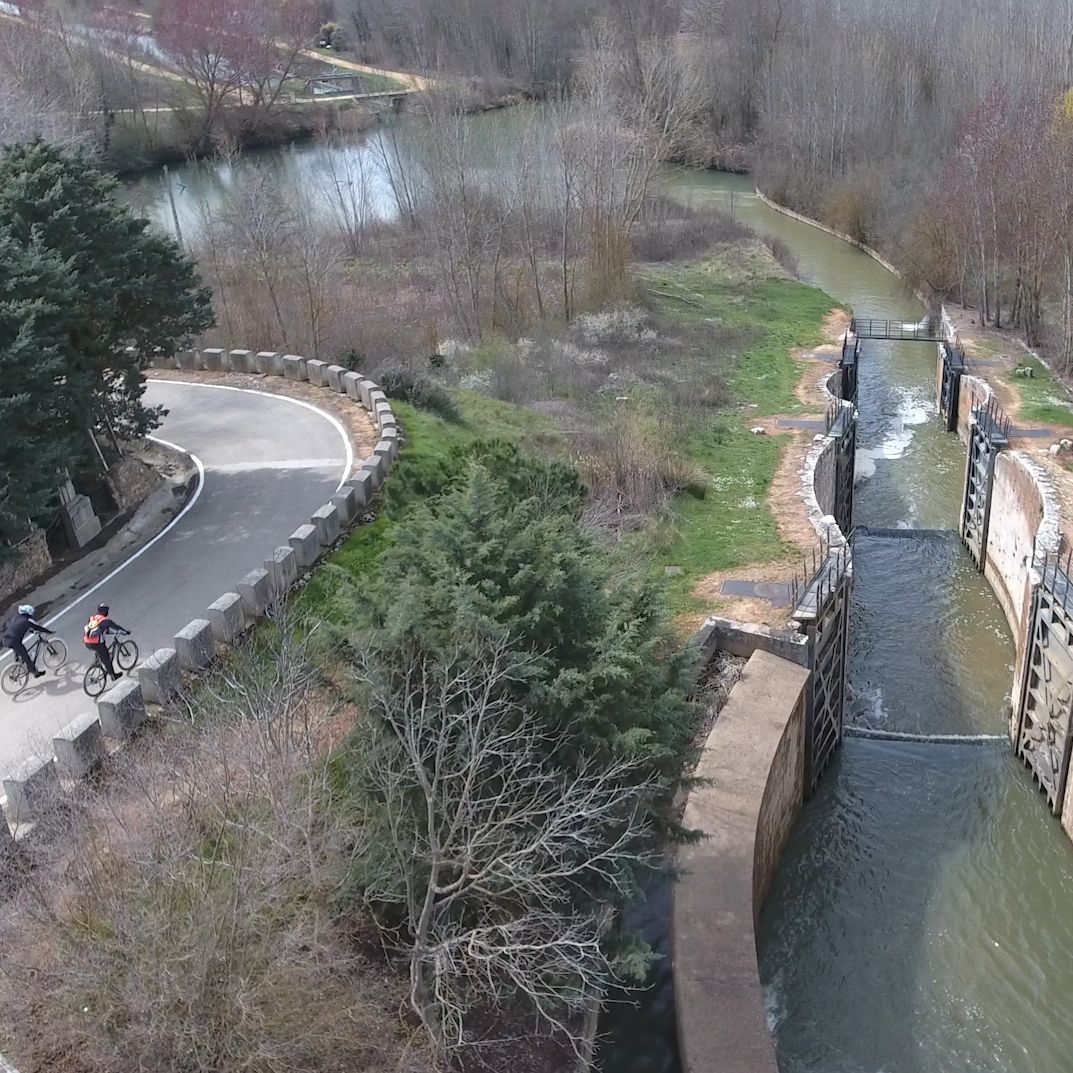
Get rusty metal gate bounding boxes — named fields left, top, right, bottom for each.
left=792, top=541, right=852, bottom=791
left=939, top=342, right=965, bottom=432
left=961, top=396, right=1010, bottom=570
left=1015, top=550, right=1073, bottom=813
left=827, top=402, right=856, bottom=536
left=839, top=333, right=861, bottom=406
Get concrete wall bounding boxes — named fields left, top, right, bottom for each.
left=674, top=649, right=811, bottom=1073
left=984, top=452, right=1046, bottom=637
left=936, top=312, right=1061, bottom=730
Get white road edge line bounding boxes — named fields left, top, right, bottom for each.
left=2, top=378, right=354, bottom=661
left=157, top=379, right=355, bottom=490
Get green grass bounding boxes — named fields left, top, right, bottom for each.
left=650, top=424, right=793, bottom=611
left=299, top=393, right=562, bottom=615
left=641, top=255, right=836, bottom=416
left=639, top=255, right=837, bottom=612
left=1004, top=355, right=1073, bottom=429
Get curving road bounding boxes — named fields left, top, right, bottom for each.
left=0, top=380, right=351, bottom=777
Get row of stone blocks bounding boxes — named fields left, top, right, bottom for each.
left=0, top=348, right=401, bottom=845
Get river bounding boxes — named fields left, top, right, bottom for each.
left=125, top=130, right=1073, bottom=1073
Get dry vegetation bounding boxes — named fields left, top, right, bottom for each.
left=0, top=616, right=439, bottom=1073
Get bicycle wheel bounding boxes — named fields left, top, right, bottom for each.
left=1, top=662, right=27, bottom=696
left=41, top=638, right=67, bottom=670
left=83, top=662, right=108, bottom=699
left=115, top=639, right=139, bottom=671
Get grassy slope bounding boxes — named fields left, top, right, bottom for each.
left=1004, top=354, right=1073, bottom=430
left=641, top=258, right=836, bottom=612
left=311, top=254, right=835, bottom=620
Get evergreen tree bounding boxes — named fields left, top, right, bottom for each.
left=339, top=452, right=698, bottom=794
left=0, top=231, right=81, bottom=558
left=0, top=139, right=213, bottom=468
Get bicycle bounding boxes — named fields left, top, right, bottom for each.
left=0, top=634, right=69, bottom=696
left=83, top=634, right=140, bottom=699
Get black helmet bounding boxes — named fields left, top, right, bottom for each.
left=97, top=604, right=109, bottom=615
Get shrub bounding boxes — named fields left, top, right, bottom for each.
left=576, top=408, right=708, bottom=530
left=334, top=454, right=697, bottom=782
left=376, top=366, right=460, bottom=421
left=766, top=237, right=800, bottom=277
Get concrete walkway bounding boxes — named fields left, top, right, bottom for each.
left=0, top=380, right=350, bottom=776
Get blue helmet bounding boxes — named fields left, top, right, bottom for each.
left=17, top=605, right=34, bottom=616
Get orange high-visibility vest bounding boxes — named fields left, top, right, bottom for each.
left=84, top=614, right=107, bottom=644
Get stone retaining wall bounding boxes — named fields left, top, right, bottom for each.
left=0, top=531, right=51, bottom=609
left=673, top=648, right=810, bottom=1073
left=0, top=349, right=398, bottom=842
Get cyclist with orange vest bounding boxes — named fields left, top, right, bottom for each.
left=84, top=604, right=129, bottom=682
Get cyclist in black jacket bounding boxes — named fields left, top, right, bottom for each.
left=1, top=605, right=53, bottom=678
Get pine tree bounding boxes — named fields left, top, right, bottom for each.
left=340, top=453, right=699, bottom=791
left=0, top=231, right=81, bottom=558
left=0, top=139, right=214, bottom=470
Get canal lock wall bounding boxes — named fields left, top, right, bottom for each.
left=936, top=318, right=1073, bottom=838
left=673, top=354, right=859, bottom=1073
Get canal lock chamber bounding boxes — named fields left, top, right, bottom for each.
left=599, top=174, right=1073, bottom=1073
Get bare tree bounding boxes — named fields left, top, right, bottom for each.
left=346, top=639, right=658, bottom=1062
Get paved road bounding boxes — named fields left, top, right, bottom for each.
left=0, top=381, right=350, bottom=776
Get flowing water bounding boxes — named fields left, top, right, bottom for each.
left=126, top=134, right=1073, bottom=1072
left=607, top=171, right=1073, bottom=1073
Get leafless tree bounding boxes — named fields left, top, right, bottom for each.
left=346, top=639, right=658, bottom=1062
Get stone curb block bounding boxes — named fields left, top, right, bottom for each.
left=348, top=470, right=374, bottom=507
left=202, top=347, right=225, bottom=372
left=374, top=438, right=396, bottom=468
left=333, top=485, right=358, bottom=524
left=256, top=351, right=282, bottom=376
left=326, top=364, right=346, bottom=391
left=229, top=349, right=253, bottom=374
left=311, top=503, right=342, bottom=546
left=97, top=678, right=147, bottom=739
left=136, top=647, right=180, bottom=705
left=361, top=453, right=385, bottom=485
left=151, top=353, right=176, bottom=370
left=176, top=350, right=200, bottom=371
left=282, top=354, right=308, bottom=381
left=237, top=568, right=272, bottom=616
left=359, top=380, right=376, bottom=408
left=289, top=524, right=320, bottom=567
left=305, top=359, right=328, bottom=386
left=53, top=712, right=106, bottom=781
left=3, top=754, right=59, bottom=825
left=265, top=546, right=298, bottom=598
left=174, top=619, right=215, bottom=671
left=342, top=371, right=363, bottom=401
left=207, top=593, right=245, bottom=644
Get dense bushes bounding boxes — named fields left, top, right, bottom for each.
left=333, top=447, right=700, bottom=1052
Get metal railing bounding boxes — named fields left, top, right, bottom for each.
left=974, top=394, right=1012, bottom=441
left=849, top=316, right=942, bottom=342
